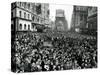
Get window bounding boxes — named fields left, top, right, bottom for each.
left=19, top=2, right=21, bottom=6
left=11, top=12, right=13, bottom=18
left=22, top=3, right=24, bottom=7
left=19, top=11, right=22, bottom=18
left=28, top=3, right=30, bottom=9
left=24, top=2, right=26, bottom=8
left=24, top=24, right=26, bottom=30
left=37, top=18, right=39, bottom=22
left=24, top=12, right=26, bottom=19
left=32, top=5, right=35, bottom=12
left=80, top=14, right=83, bottom=20
left=35, top=17, right=37, bottom=22
left=28, top=25, right=30, bottom=30
left=19, top=24, right=22, bottom=30
left=32, top=16, right=34, bottom=21
left=47, top=10, right=49, bottom=15
left=28, top=14, right=30, bottom=19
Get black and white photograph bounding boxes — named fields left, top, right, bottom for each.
left=11, top=1, right=97, bottom=73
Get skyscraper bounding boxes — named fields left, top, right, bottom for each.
left=87, top=7, right=97, bottom=35
left=70, top=5, right=88, bottom=32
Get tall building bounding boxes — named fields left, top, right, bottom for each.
left=70, top=5, right=88, bottom=32
left=86, top=7, right=97, bottom=35
left=11, top=2, right=49, bottom=32
left=55, top=9, right=68, bottom=31
left=31, top=3, right=49, bottom=32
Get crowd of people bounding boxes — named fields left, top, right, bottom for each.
left=11, top=31, right=97, bottom=73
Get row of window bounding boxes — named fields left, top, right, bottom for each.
left=11, top=10, right=48, bottom=24
left=32, top=15, right=44, bottom=24
left=19, top=2, right=31, bottom=10
left=19, top=10, right=46, bottom=23
left=19, top=24, right=30, bottom=30
left=11, top=11, right=30, bottom=19
left=76, top=7, right=87, bottom=11
left=18, top=10, right=49, bottom=25
left=19, top=11, right=30, bottom=19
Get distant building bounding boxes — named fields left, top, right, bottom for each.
left=70, top=5, right=88, bottom=32
left=11, top=2, right=49, bottom=32
left=55, top=9, right=68, bottom=31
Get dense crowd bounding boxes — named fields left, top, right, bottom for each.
left=11, top=32, right=97, bottom=73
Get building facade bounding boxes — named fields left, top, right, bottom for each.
left=70, top=6, right=88, bottom=32
left=86, top=7, right=97, bottom=35
left=11, top=2, right=49, bottom=32
left=55, top=9, right=68, bottom=31
left=70, top=5, right=97, bottom=35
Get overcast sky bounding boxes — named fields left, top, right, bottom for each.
left=49, top=4, right=73, bottom=29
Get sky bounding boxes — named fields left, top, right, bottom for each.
left=49, top=4, right=73, bottom=29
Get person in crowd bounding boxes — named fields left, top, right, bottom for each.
left=12, top=32, right=97, bottom=72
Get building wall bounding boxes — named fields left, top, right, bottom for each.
left=11, top=2, right=50, bottom=32
left=11, top=8, right=16, bottom=18
left=18, top=19, right=32, bottom=31
left=42, top=3, right=49, bottom=25
left=11, top=2, right=32, bottom=31
left=70, top=6, right=88, bottom=32
left=16, top=2, right=32, bottom=12
left=87, top=7, right=97, bottom=31
left=70, top=5, right=97, bottom=35
left=16, top=8, right=32, bottom=20
left=31, top=3, right=49, bottom=32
